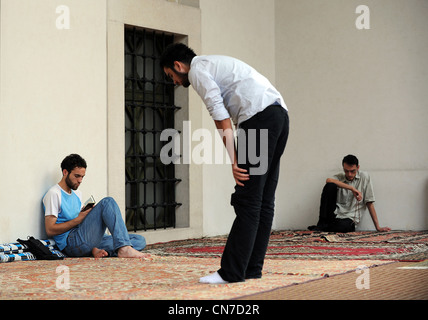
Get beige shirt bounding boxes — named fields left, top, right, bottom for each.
left=332, top=171, right=375, bottom=224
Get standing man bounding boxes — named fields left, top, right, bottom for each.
left=160, top=43, right=289, bottom=283
left=43, top=154, right=148, bottom=258
left=308, top=154, right=390, bottom=233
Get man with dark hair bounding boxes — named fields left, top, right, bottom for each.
left=308, top=154, right=390, bottom=233
left=160, top=42, right=196, bottom=75
left=43, top=154, right=148, bottom=258
left=341, top=154, right=359, bottom=167
left=161, top=43, right=289, bottom=284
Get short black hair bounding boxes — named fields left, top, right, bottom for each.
left=342, top=154, right=359, bottom=167
left=61, top=154, right=87, bottom=173
left=160, top=43, right=197, bottom=69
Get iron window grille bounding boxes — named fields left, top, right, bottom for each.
left=124, top=26, right=181, bottom=231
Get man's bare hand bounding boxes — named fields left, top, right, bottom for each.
left=376, top=226, right=391, bottom=232
left=77, top=207, right=93, bottom=223
left=352, top=188, right=362, bottom=201
left=232, top=163, right=249, bottom=186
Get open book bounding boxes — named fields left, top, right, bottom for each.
left=82, top=195, right=96, bottom=211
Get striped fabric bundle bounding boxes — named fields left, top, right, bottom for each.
left=0, top=239, right=66, bottom=263
left=0, top=242, right=27, bottom=255
left=0, top=252, right=36, bottom=263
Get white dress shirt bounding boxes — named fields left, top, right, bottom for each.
left=188, top=55, right=287, bottom=127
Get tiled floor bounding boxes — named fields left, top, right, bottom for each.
left=238, top=260, right=428, bottom=300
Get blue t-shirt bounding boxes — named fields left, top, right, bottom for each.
left=42, top=184, right=82, bottom=250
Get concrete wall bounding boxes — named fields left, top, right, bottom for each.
left=0, top=0, right=201, bottom=244
left=0, top=0, right=108, bottom=243
left=274, top=0, right=428, bottom=230
left=106, top=0, right=202, bottom=244
left=199, top=0, right=428, bottom=234
left=199, top=0, right=277, bottom=236
left=1, top=0, right=427, bottom=245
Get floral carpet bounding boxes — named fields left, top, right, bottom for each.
left=0, top=230, right=427, bottom=300
left=0, top=256, right=390, bottom=300
left=145, top=230, right=428, bottom=261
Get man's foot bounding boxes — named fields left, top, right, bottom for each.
left=199, top=272, right=228, bottom=284
left=308, top=224, right=327, bottom=231
left=117, top=245, right=151, bottom=259
left=92, top=247, right=108, bottom=258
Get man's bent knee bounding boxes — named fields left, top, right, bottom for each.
left=98, top=196, right=117, bottom=206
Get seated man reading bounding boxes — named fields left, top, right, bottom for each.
left=308, top=154, right=390, bottom=233
left=43, top=154, right=148, bottom=258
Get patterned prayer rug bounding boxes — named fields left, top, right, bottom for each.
left=0, top=230, right=426, bottom=300
left=0, top=256, right=391, bottom=300
left=145, top=230, right=428, bottom=261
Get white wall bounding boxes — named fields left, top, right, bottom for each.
left=0, top=0, right=202, bottom=246
left=106, top=0, right=203, bottom=244
left=0, top=0, right=108, bottom=243
left=275, top=0, right=428, bottom=230
left=199, top=0, right=277, bottom=236
left=1, top=0, right=426, bottom=246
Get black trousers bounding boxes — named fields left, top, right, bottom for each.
left=217, top=105, right=289, bottom=283
left=315, top=183, right=355, bottom=233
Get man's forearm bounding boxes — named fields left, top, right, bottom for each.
left=214, top=118, right=236, bottom=164
left=326, top=178, right=354, bottom=191
left=45, top=210, right=89, bottom=237
left=214, top=118, right=250, bottom=186
left=326, top=178, right=362, bottom=201
left=367, top=202, right=391, bottom=232
left=367, top=202, right=380, bottom=230
left=45, top=218, right=79, bottom=237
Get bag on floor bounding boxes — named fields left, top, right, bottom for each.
left=17, top=236, right=64, bottom=260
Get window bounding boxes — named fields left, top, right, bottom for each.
left=124, top=26, right=181, bottom=231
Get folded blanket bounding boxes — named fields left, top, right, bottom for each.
left=0, top=243, right=26, bottom=255
left=0, top=252, right=36, bottom=263
left=0, top=239, right=66, bottom=263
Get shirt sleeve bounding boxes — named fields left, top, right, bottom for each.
left=42, top=188, right=61, bottom=217
left=363, top=174, right=376, bottom=204
left=188, top=64, right=231, bottom=121
left=332, top=173, right=345, bottom=181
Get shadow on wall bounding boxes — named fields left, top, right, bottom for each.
left=39, top=203, right=48, bottom=240
left=39, top=172, right=57, bottom=240
left=425, top=179, right=428, bottom=229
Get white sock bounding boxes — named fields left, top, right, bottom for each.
left=199, top=272, right=228, bottom=284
